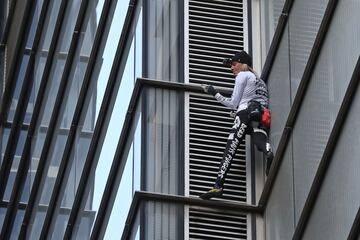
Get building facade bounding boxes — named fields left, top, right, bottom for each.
left=0, top=0, right=360, bottom=239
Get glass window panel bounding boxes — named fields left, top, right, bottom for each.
left=30, top=131, right=67, bottom=238
left=288, top=0, right=328, bottom=100
left=42, top=0, right=62, bottom=51
left=24, top=56, right=47, bottom=124
left=143, top=88, right=184, bottom=195
left=145, top=0, right=180, bottom=82
left=292, top=0, right=360, bottom=221
left=28, top=0, right=82, bottom=203
left=26, top=0, right=44, bottom=48
left=260, top=0, right=286, bottom=60
left=265, top=146, right=295, bottom=240
left=10, top=209, right=24, bottom=239
left=118, top=201, right=184, bottom=240
left=0, top=207, right=6, bottom=230
left=59, top=0, right=82, bottom=52
left=90, top=40, right=135, bottom=220
left=55, top=0, right=138, bottom=235
left=302, top=66, right=360, bottom=240
left=267, top=24, right=291, bottom=151
left=7, top=55, right=30, bottom=122
left=104, top=145, right=134, bottom=239
left=3, top=130, right=27, bottom=201
left=23, top=0, right=63, bottom=124
left=1, top=128, right=10, bottom=165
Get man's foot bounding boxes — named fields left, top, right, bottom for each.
left=265, top=151, right=274, bottom=176
left=199, top=187, right=223, bottom=200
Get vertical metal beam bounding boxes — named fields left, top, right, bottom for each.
left=11, top=0, right=71, bottom=238
left=38, top=0, right=115, bottom=238
left=258, top=0, right=339, bottom=208
left=63, top=0, right=141, bottom=238
left=0, top=0, right=37, bottom=126
left=0, top=0, right=51, bottom=203
left=348, top=207, right=360, bottom=240
left=0, top=0, right=18, bottom=45
left=17, top=0, right=93, bottom=238
left=292, top=56, right=360, bottom=240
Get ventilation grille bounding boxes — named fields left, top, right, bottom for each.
left=188, top=0, right=244, bottom=88
left=189, top=208, right=247, bottom=240
left=189, top=94, right=247, bottom=202
left=187, top=1, right=248, bottom=239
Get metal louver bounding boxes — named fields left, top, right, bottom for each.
left=188, top=0, right=245, bottom=88
left=189, top=208, right=247, bottom=240
left=188, top=94, right=247, bottom=202
left=186, top=0, right=248, bottom=239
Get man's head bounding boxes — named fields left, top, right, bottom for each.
left=223, top=51, right=252, bottom=75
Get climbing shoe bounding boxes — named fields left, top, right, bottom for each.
left=199, top=187, right=223, bottom=200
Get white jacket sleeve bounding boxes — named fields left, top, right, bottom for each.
left=214, top=73, right=247, bottom=109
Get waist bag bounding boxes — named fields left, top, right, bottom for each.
left=261, top=108, right=271, bottom=128
left=247, top=100, right=271, bottom=128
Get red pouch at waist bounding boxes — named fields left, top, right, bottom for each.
left=261, top=108, right=271, bottom=128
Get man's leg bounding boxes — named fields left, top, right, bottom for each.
left=200, top=111, right=249, bottom=199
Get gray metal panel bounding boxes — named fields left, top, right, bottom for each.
left=267, top=23, right=291, bottom=151
left=265, top=146, right=294, bottom=240
left=288, top=0, right=328, bottom=99
left=293, top=0, right=360, bottom=222
left=302, top=64, right=360, bottom=240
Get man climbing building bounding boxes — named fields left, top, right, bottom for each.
left=200, top=51, right=274, bottom=200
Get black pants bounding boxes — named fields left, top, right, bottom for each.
left=215, top=109, right=270, bottom=188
